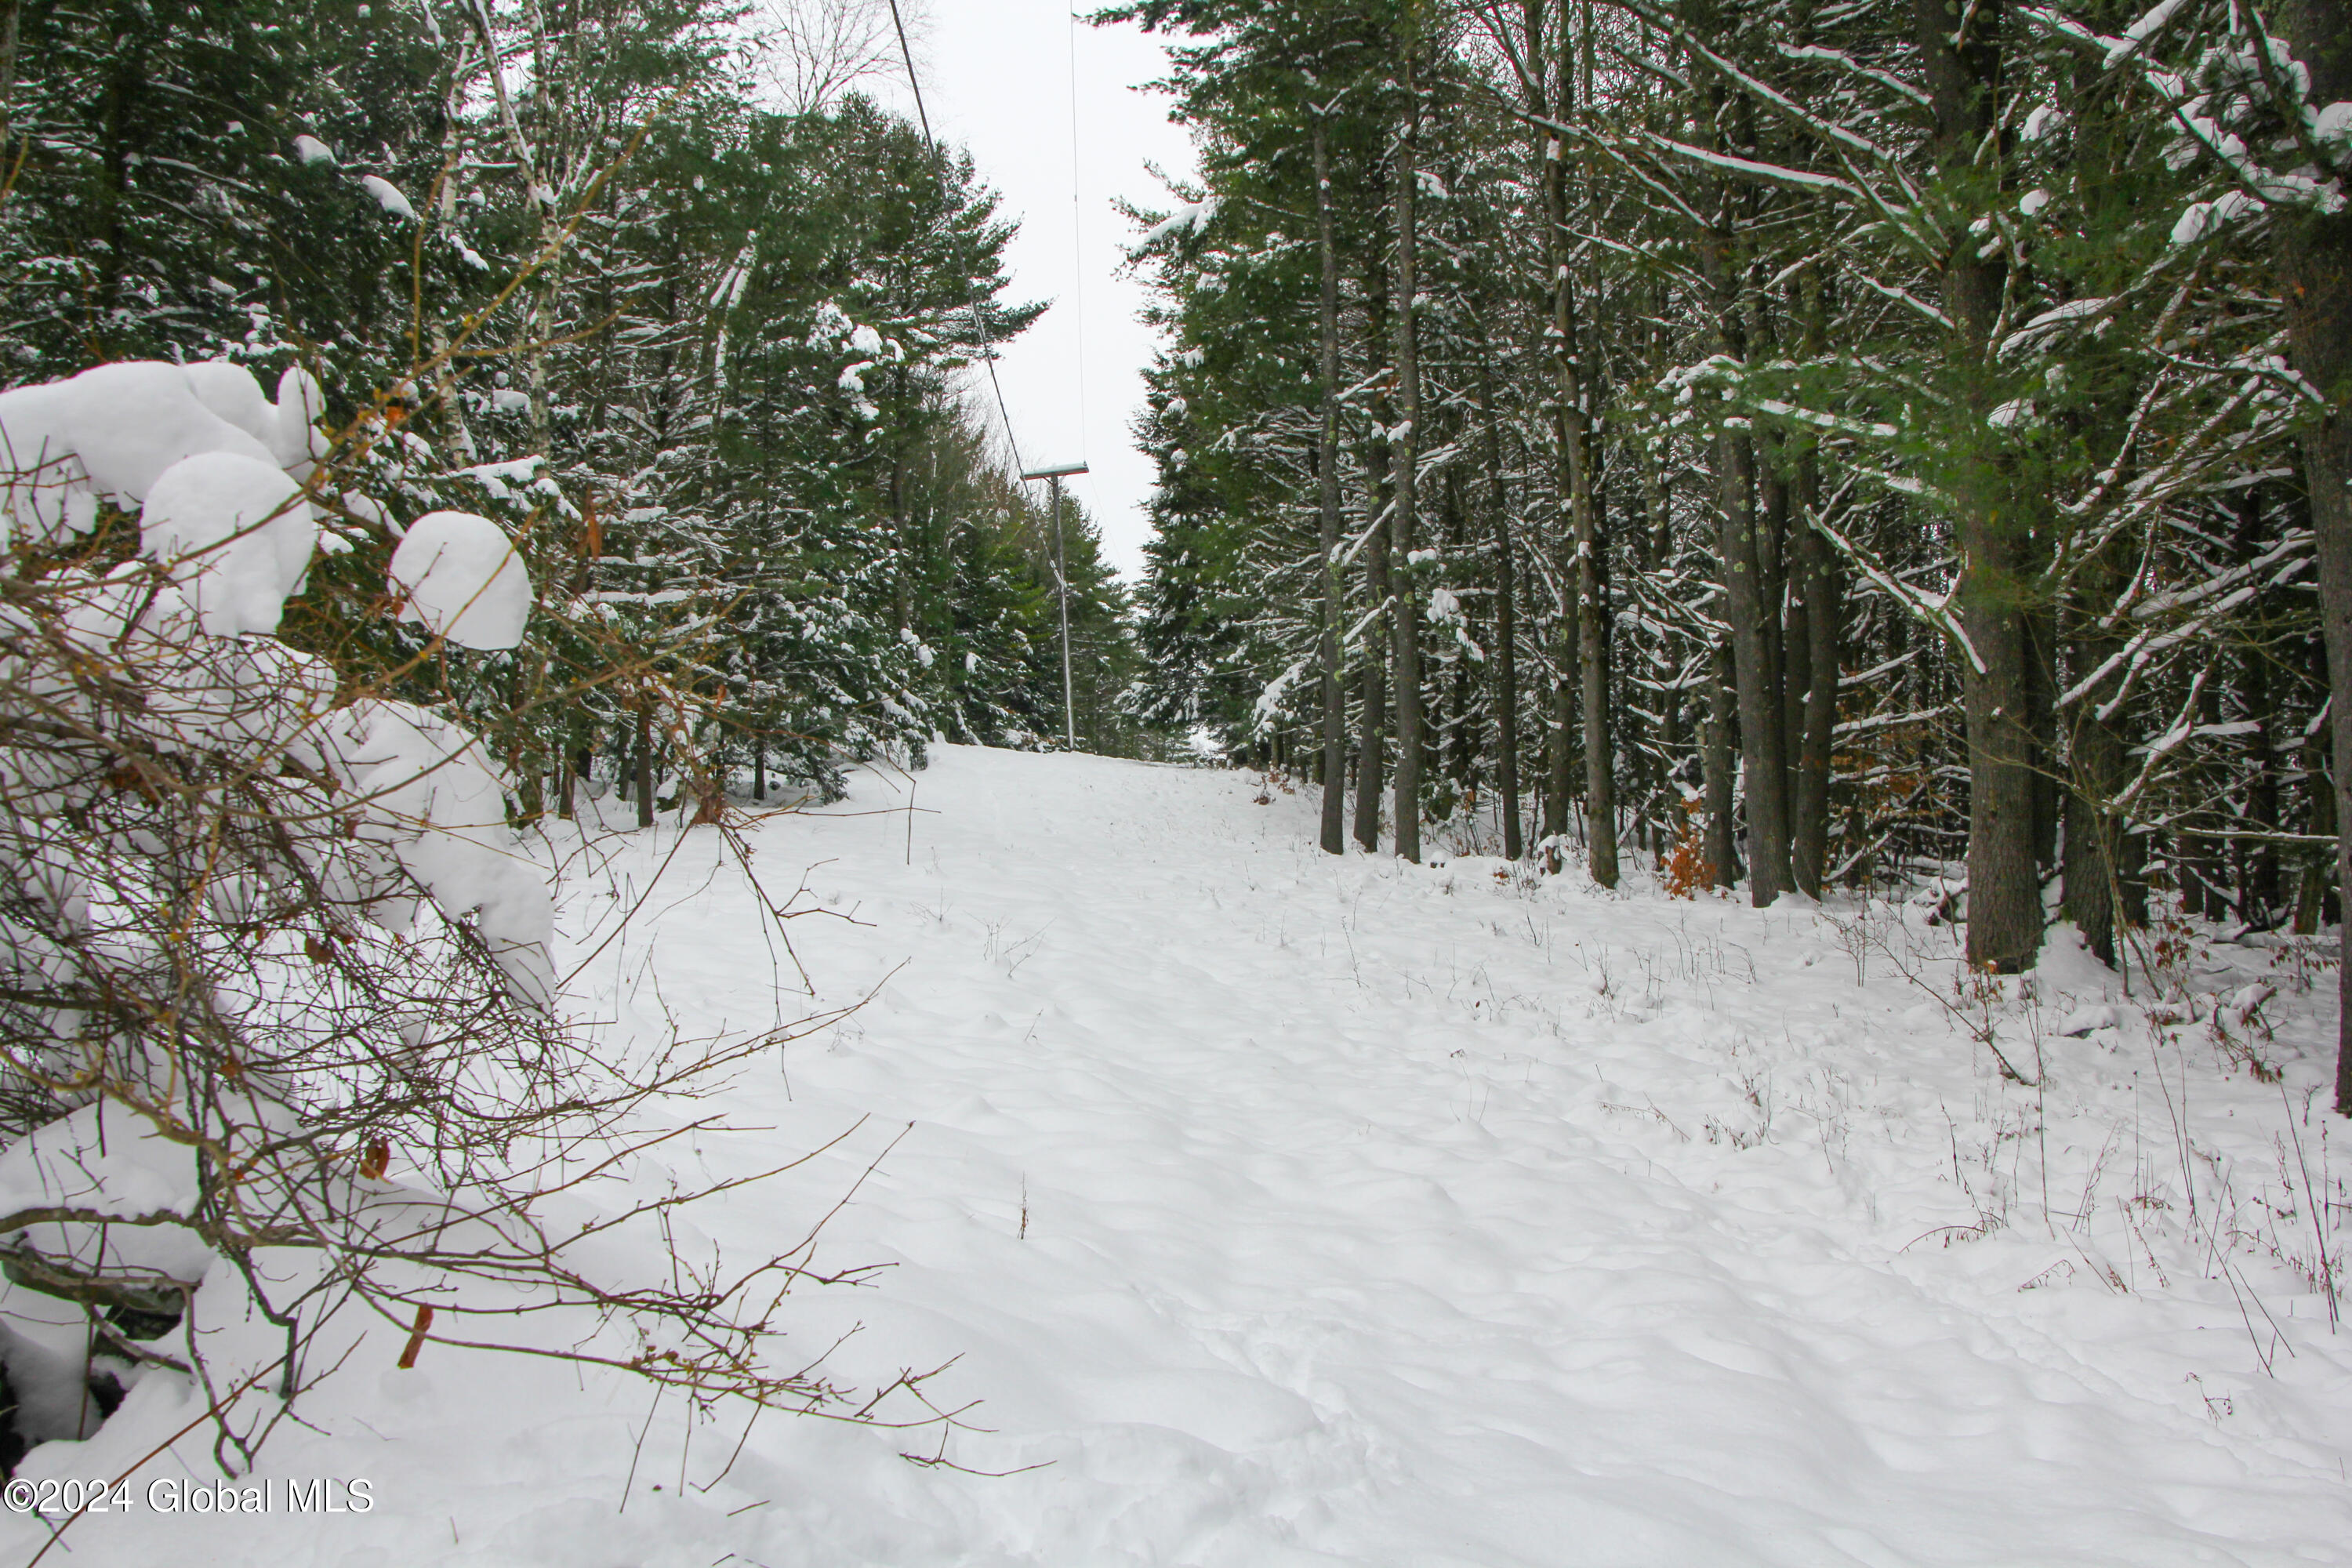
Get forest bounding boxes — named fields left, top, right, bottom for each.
left=0, top=0, right=2349, bottom=1559
left=2, top=0, right=1156, bottom=808
left=1117, top=0, right=2352, bottom=1102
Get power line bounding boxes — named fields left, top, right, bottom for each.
left=1065, top=5, right=1089, bottom=458
left=886, top=0, right=1025, bottom=477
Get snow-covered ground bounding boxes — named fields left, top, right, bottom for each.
left=12, top=744, right=2352, bottom=1565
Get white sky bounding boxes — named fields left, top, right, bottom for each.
left=860, top=3, right=1197, bottom=582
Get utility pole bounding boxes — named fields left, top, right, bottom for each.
left=1021, top=459, right=1088, bottom=750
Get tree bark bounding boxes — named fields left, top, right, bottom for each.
left=2274, top=0, right=2352, bottom=1105
left=1790, top=434, right=1841, bottom=898
left=1355, top=531, right=1389, bottom=852
left=634, top=702, right=655, bottom=830
left=2062, top=535, right=2133, bottom=966
left=1714, top=427, right=1791, bottom=902
left=1314, top=116, right=1348, bottom=857
left=1704, top=638, right=1741, bottom=887
left=1389, top=43, right=1425, bottom=864
left=1543, top=604, right=1578, bottom=859
left=1693, top=110, right=1791, bottom=901
left=1550, top=13, right=1617, bottom=887
left=1479, top=363, right=1524, bottom=860
left=1918, top=0, right=2042, bottom=971
left=2300, top=696, right=2337, bottom=935
left=2235, top=491, right=2283, bottom=922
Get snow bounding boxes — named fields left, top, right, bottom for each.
left=451, top=453, right=544, bottom=502
left=5, top=745, right=2350, bottom=1563
left=2106, top=0, right=2194, bottom=65
left=137, top=451, right=318, bottom=637
left=0, top=1102, right=212, bottom=1283
left=387, top=509, right=533, bottom=649
left=321, top=698, right=554, bottom=1007
left=0, top=360, right=322, bottom=543
left=1145, top=196, right=1220, bottom=245
left=292, top=134, right=336, bottom=166
left=2021, top=103, right=2067, bottom=142
left=357, top=174, right=417, bottom=220
left=183, top=361, right=326, bottom=474
left=2173, top=192, right=2266, bottom=246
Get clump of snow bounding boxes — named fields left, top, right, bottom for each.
left=1145, top=196, right=1219, bottom=244
left=2172, top=188, right=2265, bottom=247
left=322, top=699, right=554, bottom=1007
left=0, top=360, right=324, bottom=544
left=388, top=510, right=534, bottom=649
left=806, top=300, right=852, bottom=349
left=358, top=174, right=417, bottom=220
left=0, top=1102, right=212, bottom=1285
left=451, top=454, right=543, bottom=503
left=137, top=452, right=318, bottom=637
left=183, top=361, right=327, bottom=474
left=292, top=133, right=336, bottom=166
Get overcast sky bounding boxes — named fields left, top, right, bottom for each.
left=858, top=3, right=1197, bottom=582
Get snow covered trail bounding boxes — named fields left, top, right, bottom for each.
left=20, top=745, right=2352, bottom=1565
left=549, top=746, right=2352, bottom=1566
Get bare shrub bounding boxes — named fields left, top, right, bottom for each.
left=0, top=366, right=959, bottom=1521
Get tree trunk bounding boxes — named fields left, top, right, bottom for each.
left=1355, top=532, right=1388, bottom=852
left=1445, top=475, right=1476, bottom=793
left=635, top=702, right=655, bottom=831
left=1577, top=439, right=1616, bottom=886
left=2028, top=606, right=2061, bottom=882
left=1544, top=612, right=1578, bottom=858
left=2235, top=490, right=2282, bottom=923
left=1479, top=365, right=1524, bottom=860
left=1790, top=434, right=1840, bottom=898
left=2300, top=699, right=2336, bottom=936
left=1956, top=546, right=2042, bottom=971
left=1315, top=117, right=1348, bottom=856
left=1550, top=14, right=1617, bottom=887
left=1704, top=638, right=1740, bottom=887
left=1389, top=45, right=1425, bottom=864
left=2062, top=538, right=2133, bottom=967
left=1918, top=0, right=2042, bottom=971
left=1693, top=113, right=1791, bottom=901
left=2271, top=0, right=2352, bottom=1098
left=1715, top=427, right=1791, bottom=902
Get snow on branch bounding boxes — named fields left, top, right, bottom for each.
left=1639, top=132, right=1865, bottom=199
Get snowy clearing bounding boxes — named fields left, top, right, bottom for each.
left=12, top=743, right=2352, bottom=1566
